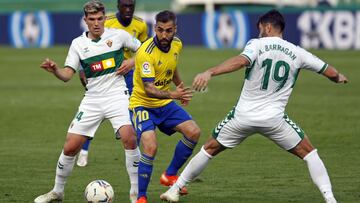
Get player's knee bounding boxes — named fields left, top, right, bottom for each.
left=63, top=146, right=80, bottom=156
left=142, top=142, right=157, bottom=157
left=186, top=125, right=201, bottom=141
left=121, top=136, right=137, bottom=150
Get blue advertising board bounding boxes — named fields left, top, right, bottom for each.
left=1, top=10, right=359, bottom=49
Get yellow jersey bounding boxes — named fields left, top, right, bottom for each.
left=130, top=37, right=183, bottom=108
left=105, top=14, right=148, bottom=59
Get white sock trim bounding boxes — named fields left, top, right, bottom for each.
left=200, top=146, right=213, bottom=159
left=303, top=149, right=318, bottom=161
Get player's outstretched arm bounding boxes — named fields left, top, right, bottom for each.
left=192, top=55, right=249, bottom=91
left=322, top=65, right=348, bottom=84
left=143, top=81, right=193, bottom=102
left=40, top=58, right=75, bottom=82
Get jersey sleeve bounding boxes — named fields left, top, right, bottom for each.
left=136, top=52, right=155, bottom=82
left=298, top=47, right=328, bottom=73
left=122, top=30, right=141, bottom=52
left=64, top=40, right=80, bottom=72
left=240, top=39, right=259, bottom=64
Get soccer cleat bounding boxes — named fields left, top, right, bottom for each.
left=324, top=197, right=337, bottom=203
left=160, top=172, right=188, bottom=195
left=34, top=190, right=64, bottom=203
left=160, top=186, right=180, bottom=203
left=76, top=151, right=88, bottom=167
left=135, top=196, right=147, bottom=203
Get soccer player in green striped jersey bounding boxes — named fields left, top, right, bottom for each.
left=161, top=9, right=347, bottom=203
left=34, top=1, right=141, bottom=203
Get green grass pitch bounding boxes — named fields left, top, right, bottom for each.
left=0, top=46, right=359, bottom=203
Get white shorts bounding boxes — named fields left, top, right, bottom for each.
left=67, top=93, right=131, bottom=138
left=213, top=110, right=305, bottom=150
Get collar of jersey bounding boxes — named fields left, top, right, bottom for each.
left=85, top=31, right=101, bottom=43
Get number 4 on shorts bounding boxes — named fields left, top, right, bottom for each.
left=76, top=111, right=84, bottom=121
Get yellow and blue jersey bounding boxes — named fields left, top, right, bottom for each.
left=105, top=13, right=148, bottom=60
left=129, top=37, right=183, bottom=108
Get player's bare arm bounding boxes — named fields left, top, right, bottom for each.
left=116, top=58, right=135, bottom=75
left=193, top=55, right=249, bottom=91
left=172, top=69, right=183, bottom=86
left=322, top=65, right=348, bottom=83
left=40, top=58, right=75, bottom=82
left=143, top=81, right=193, bottom=101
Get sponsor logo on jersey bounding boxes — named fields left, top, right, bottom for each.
left=83, top=47, right=90, bottom=53
left=90, top=58, right=115, bottom=72
left=142, top=62, right=151, bottom=74
left=154, top=78, right=172, bottom=86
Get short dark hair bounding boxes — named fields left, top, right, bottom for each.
left=155, top=10, right=176, bottom=24
left=257, top=9, right=285, bottom=32
left=117, top=0, right=135, bottom=6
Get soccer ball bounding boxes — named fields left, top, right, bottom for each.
left=84, top=180, right=114, bottom=203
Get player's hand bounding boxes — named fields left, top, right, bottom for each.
left=193, top=70, right=211, bottom=92
left=116, top=59, right=134, bottom=75
left=40, top=58, right=57, bottom=73
left=79, top=69, right=88, bottom=87
left=180, top=99, right=189, bottom=106
left=337, top=73, right=348, bottom=84
left=171, top=82, right=194, bottom=102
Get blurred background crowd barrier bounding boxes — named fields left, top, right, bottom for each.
left=1, top=0, right=360, bottom=49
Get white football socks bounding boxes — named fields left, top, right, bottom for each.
left=303, top=149, right=335, bottom=200
left=125, top=147, right=140, bottom=194
left=53, top=151, right=76, bottom=194
left=175, top=146, right=213, bottom=189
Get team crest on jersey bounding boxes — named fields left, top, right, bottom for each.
left=142, top=62, right=151, bottom=74
left=106, top=40, right=113, bottom=47
left=166, top=69, right=172, bottom=77
left=174, top=53, right=178, bottom=61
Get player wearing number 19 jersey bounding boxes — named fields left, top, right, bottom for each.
left=160, top=9, right=348, bottom=203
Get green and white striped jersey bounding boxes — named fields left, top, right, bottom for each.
left=65, top=28, right=141, bottom=97
left=237, top=37, right=327, bottom=127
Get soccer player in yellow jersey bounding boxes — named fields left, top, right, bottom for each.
left=129, top=11, right=201, bottom=203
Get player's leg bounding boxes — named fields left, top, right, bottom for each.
left=163, top=120, right=200, bottom=178
left=34, top=133, right=88, bottom=203
left=35, top=98, right=102, bottom=203
left=76, top=139, right=91, bottom=167
left=106, top=94, right=140, bottom=203
left=265, top=114, right=336, bottom=203
left=158, top=102, right=200, bottom=188
left=117, top=124, right=140, bottom=203
left=289, top=138, right=336, bottom=203
left=137, top=130, right=157, bottom=203
left=76, top=69, right=90, bottom=167
left=161, top=108, right=250, bottom=202
left=160, top=137, right=223, bottom=202
left=130, top=106, right=158, bottom=203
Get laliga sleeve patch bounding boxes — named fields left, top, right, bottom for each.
left=142, top=62, right=151, bottom=74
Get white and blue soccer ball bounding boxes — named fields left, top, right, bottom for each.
left=84, top=180, right=114, bottom=203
